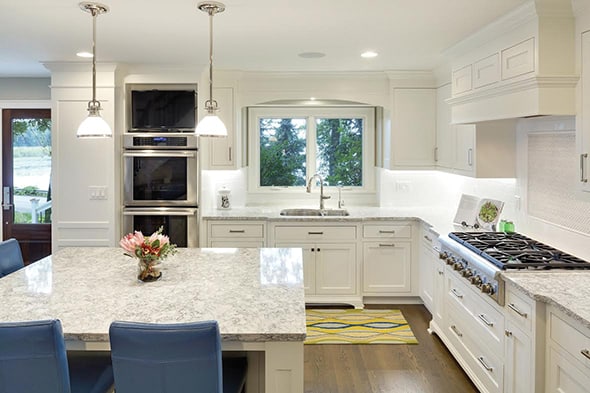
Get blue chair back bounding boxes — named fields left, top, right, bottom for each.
left=0, top=320, right=71, bottom=393
left=0, top=238, right=24, bottom=278
left=109, top=320, right=223, bottom=393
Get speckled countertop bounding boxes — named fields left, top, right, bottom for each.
left=502, top=271, right=590, bottom=329
left=202, top=206, right=457, bottom=235
left=0, top=247, right=306, bottom=343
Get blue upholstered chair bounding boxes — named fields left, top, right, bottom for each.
left=0, top=238, right=24, bottom=278
left=109, top=320, right=247, bottom=393
left=0, top=319, right=113, bottom=393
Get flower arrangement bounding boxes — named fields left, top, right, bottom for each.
left=119, top=226, right=177, bottom=281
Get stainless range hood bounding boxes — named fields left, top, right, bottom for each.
left=444, top=0, right=577, bottom=124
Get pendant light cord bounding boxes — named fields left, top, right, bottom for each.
left=91, top=7, right=98, bottom=104
left=208, top=9, right=214, bottom=109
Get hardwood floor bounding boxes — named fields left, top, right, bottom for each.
left=304, top=304, right=479, bottom=393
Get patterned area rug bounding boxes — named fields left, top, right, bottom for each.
left=305, top=309, right=418, bottom=344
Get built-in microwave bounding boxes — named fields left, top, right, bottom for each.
left=123, top=134, right=198, bottom=207
left=127, top=85, right=197, bottom=133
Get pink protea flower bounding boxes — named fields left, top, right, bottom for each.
left=120, top=226, right=176, bottom=262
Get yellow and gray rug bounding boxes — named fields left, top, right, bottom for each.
left=305, top=309, right=418, bottom=344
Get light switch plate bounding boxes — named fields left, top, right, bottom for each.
left=89, top=186, right=108, bottom=200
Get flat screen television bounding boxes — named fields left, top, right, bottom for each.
left=131, top=90, right=196, bottom=132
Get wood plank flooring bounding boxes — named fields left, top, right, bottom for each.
left=304, top=304, right=479, bottom=393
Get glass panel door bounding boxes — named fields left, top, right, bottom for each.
left=2, top=109, right=52, bottom=264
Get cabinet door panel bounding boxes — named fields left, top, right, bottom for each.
left=419, top=241, right=436, bottom=312
left=315, top=244, right=356, bottom=295
left=391, top=88, right=436, bottom=167
left=363, top=242, right=411, bottom=293
left=581, top=32, right=590, bottom=191
left=546, top=347, right=590, bottom=393
left=504, top=321, right=533, bottom=393
left=208, top=87, right=235, bottom=169
left=276, top=242, right=315, bottom=294
left=454, top=124, right=476, bottom=173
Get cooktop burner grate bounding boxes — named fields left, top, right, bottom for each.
left=449, top=232, right=590, bottom=270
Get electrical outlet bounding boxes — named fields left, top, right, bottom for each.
left=89, top=186, right=108, bottom=200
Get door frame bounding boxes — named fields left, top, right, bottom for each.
left=0, top=100, right=50, bottom=241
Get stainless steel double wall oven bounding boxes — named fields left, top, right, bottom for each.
left=122, top=86, right=199, bottom=247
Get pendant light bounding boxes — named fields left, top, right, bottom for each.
left=195, top=1, right=227, bottom=137
left=77, top=2, right=112, bottom=138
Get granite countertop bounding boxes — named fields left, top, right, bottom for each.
left=0, top=247, right=306, bottom=343
left=201, top=206, right=456, bottom=235
left=502, top=271, right=590, bottom=329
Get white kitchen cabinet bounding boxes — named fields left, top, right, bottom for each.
left=503, top=285, right=544, bottom=393
left=207, top=87, right=236, bottom=169
left=419, top=227, right=437, bottom=313
left=436, top=84, right=517, bottom=178
left=384, top=88, right=436, bottom=169
left=363, top=241, right=411, bottom=294
left=205, top=221, right=266, bottom=247
left=546, top=306, right=590, bottom=393
left=362, top=222, right=413, bottom=295
left=580, top=31, right=590, bottom=192
left=273, top=224, right=360, bottom=306
left=504, top=320, right=533, bottom=393
left=431, top=253, right=446, bottom=331
left=435, top=84, right=456, bottom=169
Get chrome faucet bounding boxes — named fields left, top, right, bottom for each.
left=306, top=173, right=331, bottom=210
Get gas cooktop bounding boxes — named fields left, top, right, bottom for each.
left=448, top=232, right=590, bottom=270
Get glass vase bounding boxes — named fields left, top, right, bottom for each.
left=137, top=258, right=162, bottom=282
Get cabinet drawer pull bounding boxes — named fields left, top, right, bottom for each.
left=308, top=231, right=324, bottom=235
left=581, top=153, right=588, bottom=183
left=379, top=243, right=395, bottom=247
left=450, top=325, right=463, bottom=337
left=478, top=314, right=494, bottom=327
left=229, top=146, right=232, bottom=161
left=508, top=303, right=528, bottom=318
left=379, top=230, right=396, bottom=234
left=451, top=288, right=463, bottom=299
left=581, top=349, right=590, bottom=360
left=478, top=356, right=493, bottom=372
left=423, top=235, right=432, bottom=242
left=228, top=230, right=245, bottom=233
left=468, top=148, right=473, bottom=166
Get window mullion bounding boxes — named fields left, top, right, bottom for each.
left=307, top=115, right=317, bottom=180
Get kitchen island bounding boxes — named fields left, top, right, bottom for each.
left=0, top=247, right=306, bottom=393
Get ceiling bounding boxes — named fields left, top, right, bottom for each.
left=0, top=0, right=528, bottom=77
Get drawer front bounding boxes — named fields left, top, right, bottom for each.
left=210, top=240, right=265, bottom=248
left=274, top=226, right=356, bottom=242
left=473, top=53, right=500, bottom=89
left=210, top=223, right=264, bottom=238
left=447, top=303, right=504, bottom=393
left=501, top=38, right=535, bottom=80
left=446, top=271, right=504, bottom=350
left=549, top=310, right=590, bottom=369
left=505, top=287, right=533, bottom=332
left=363, top=224, right=411, bottom=239
left=452, top=65, right=473, bottom=95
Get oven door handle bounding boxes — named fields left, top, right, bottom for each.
left=123, top=151, right=196, bottom=158
left=123, top=209, right=198, bottom=216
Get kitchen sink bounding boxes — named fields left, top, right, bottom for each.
left=279, top=208, right=350, bottom=217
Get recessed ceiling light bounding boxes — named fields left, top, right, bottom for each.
left=298, top=52, right=326, bottom=59
left=310, top=97, right=316, bottom=101
left=361, top=51, right=378, bottom=58
left=76, top=51, right=93, bottom=58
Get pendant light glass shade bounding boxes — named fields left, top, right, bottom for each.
left=195, top=112, right=227, bottom=136
left=195, top=2, right=227, bottom=137
left=77, top=2, right=112, bottom=138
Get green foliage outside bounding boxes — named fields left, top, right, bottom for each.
left=15, top=211, right=32, bottom=224
left=316, top=118, right=362, bottom=187
left=14, top=186, right=47, bottom=197
left=259, top=118, right=307, bottom=186
left=258, top=116, right=363, bottom=188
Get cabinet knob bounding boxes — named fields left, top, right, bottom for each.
left=505, top=330, right=513, bottom=337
